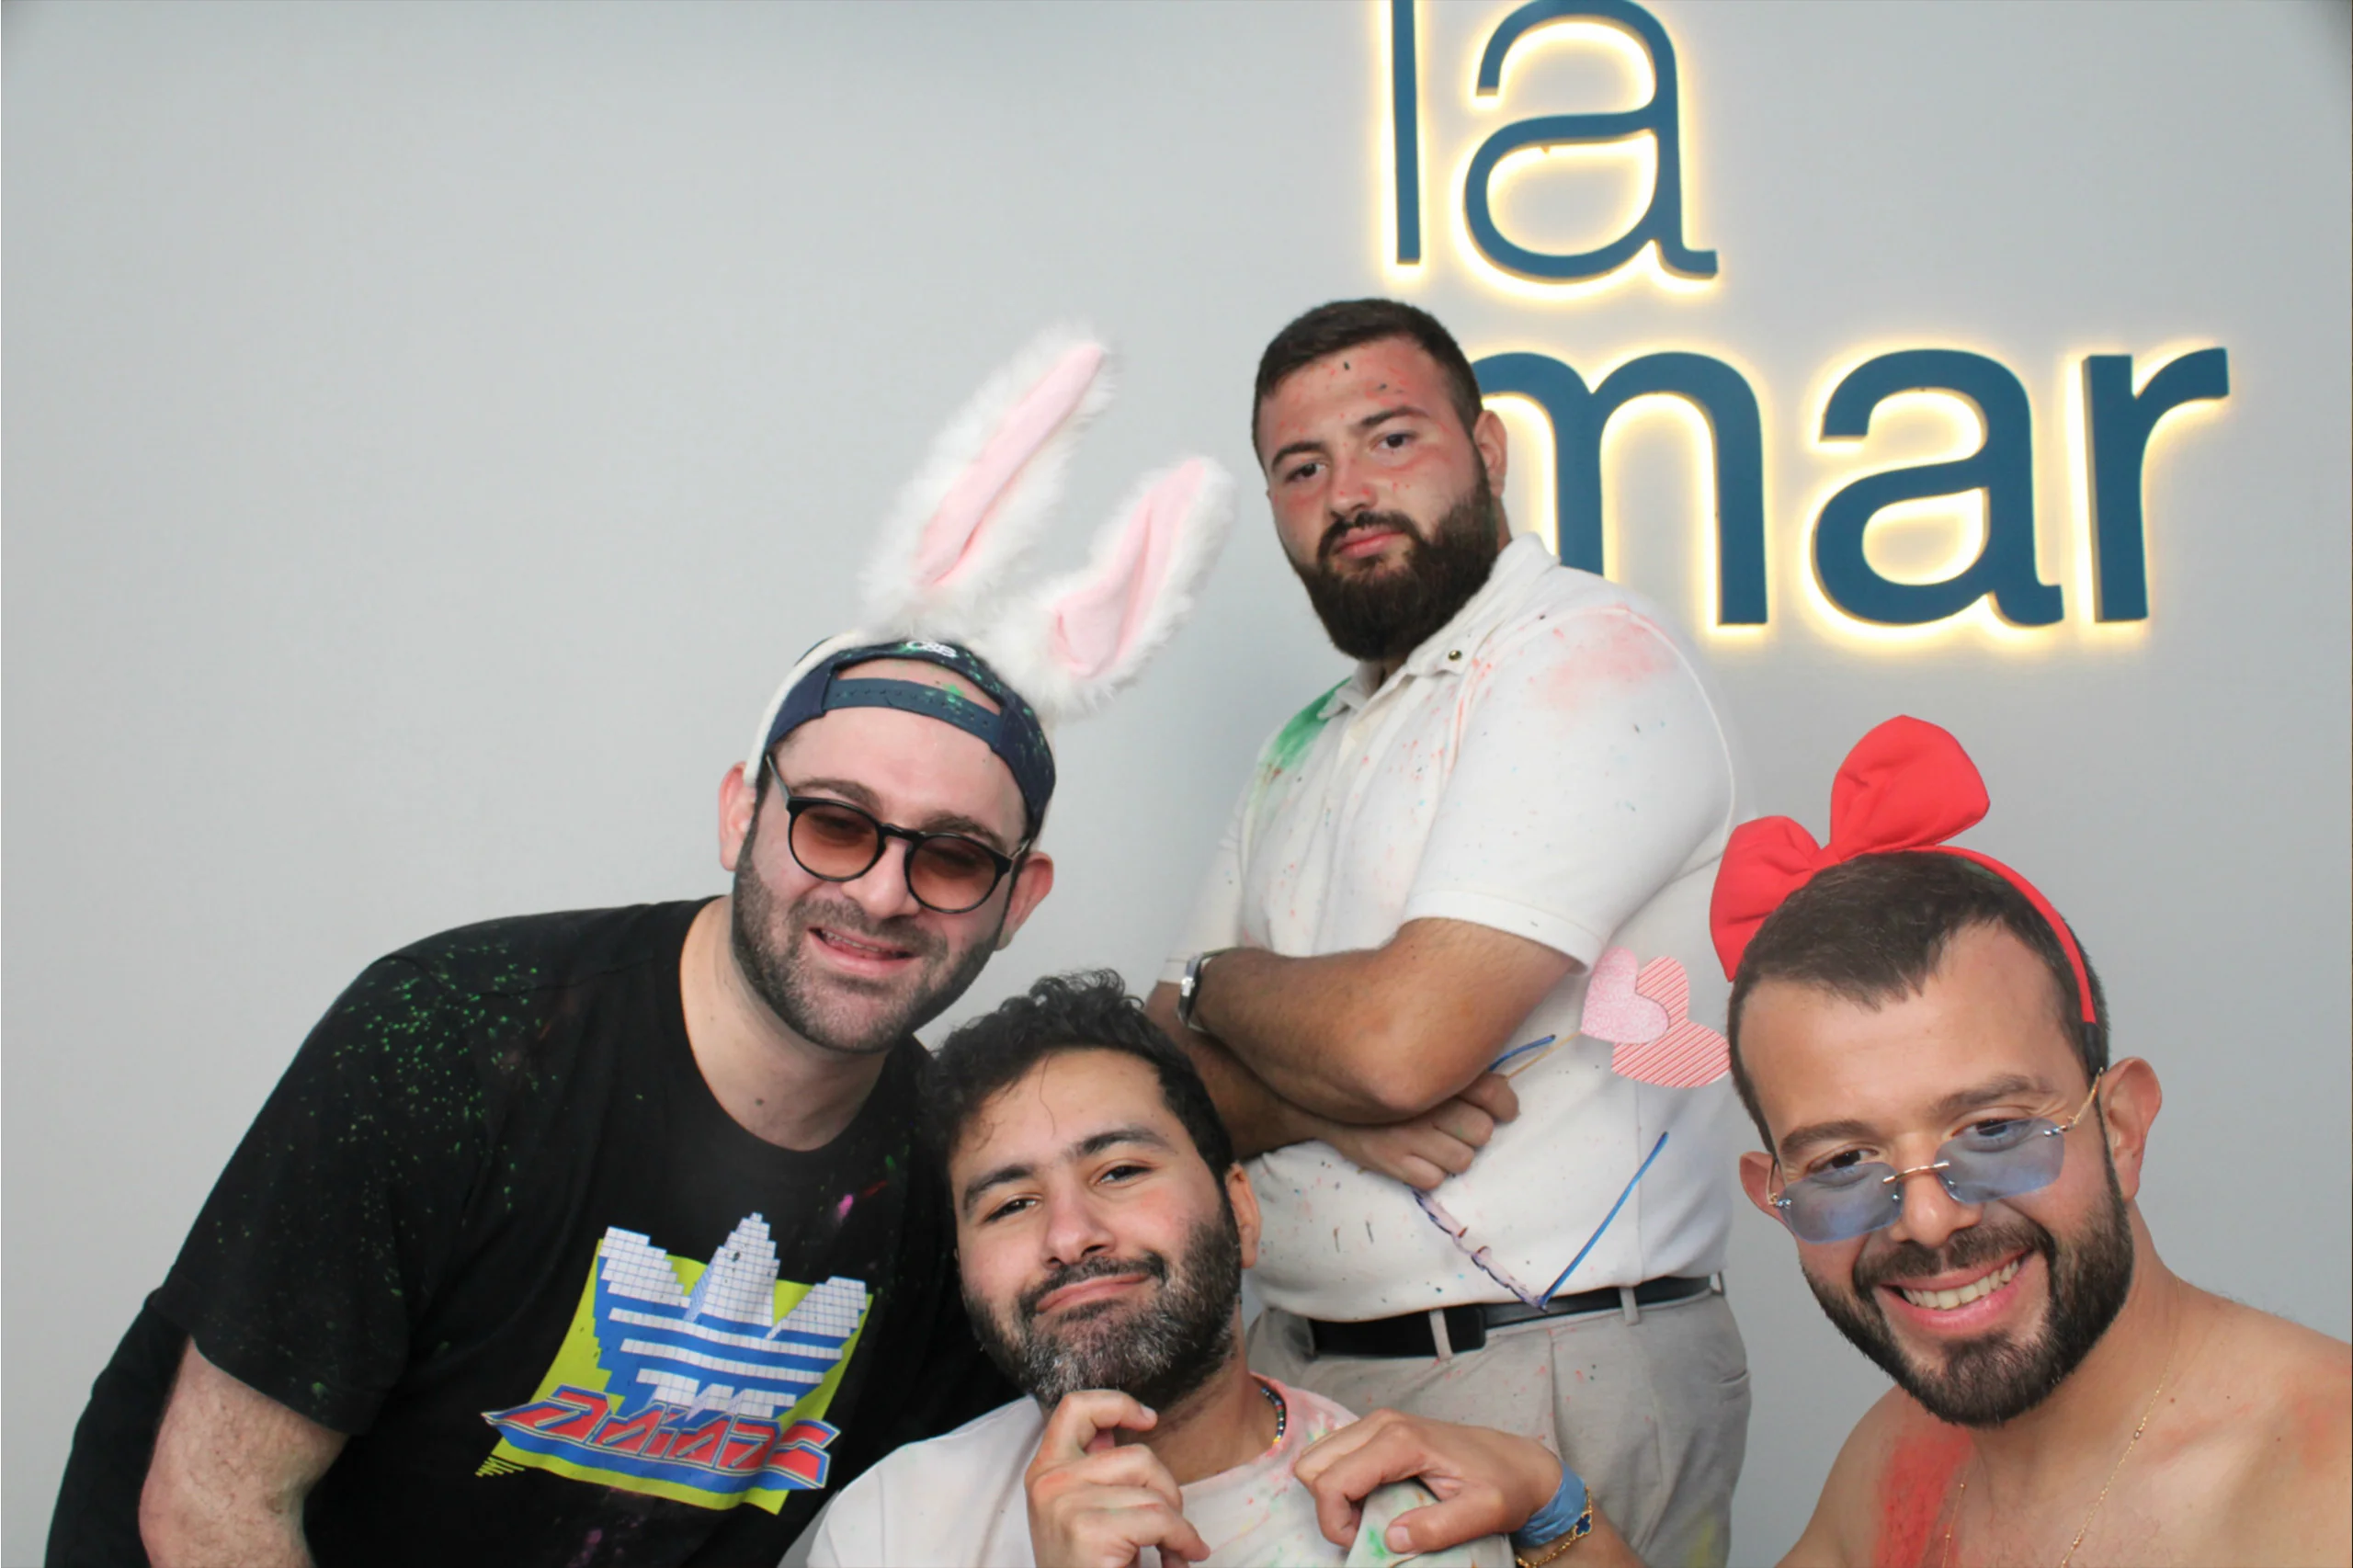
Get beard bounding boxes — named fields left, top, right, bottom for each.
left=1802, top=1150, right=2136, bottom=1427
left=966, top=1199, right=1245, bottom=1415
left=730, top=800, right=1000, bottom=1057
left=1291, top=467, right=1503, bottom=664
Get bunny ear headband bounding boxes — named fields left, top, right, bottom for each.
left=745, top=327, right=1235, bottom=834
left=1706, top=716, right=2097, bottom=1029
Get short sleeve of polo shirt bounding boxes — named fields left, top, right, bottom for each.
left=1401, top=606, right=1733, bottom=965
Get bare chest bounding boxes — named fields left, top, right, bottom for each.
left=1931, top=1451, right=2253, bottom=1568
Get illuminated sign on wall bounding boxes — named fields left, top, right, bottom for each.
left=1381, top=0, right=2229, bottom=634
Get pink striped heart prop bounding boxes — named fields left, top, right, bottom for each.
left=1577, top=946, right=1670, bottom=1045
left=1610, top=956, right=1731, bottom=1088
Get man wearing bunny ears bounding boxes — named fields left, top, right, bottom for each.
left=50, top=334, right=1235, bottom=1568
left=1152, top=299, right=1750, bottom=1568
left=1712, top=717, right=2348, bottom=1567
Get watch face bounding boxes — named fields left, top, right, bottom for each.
left=1176, top=957, right=1205, bottom=1028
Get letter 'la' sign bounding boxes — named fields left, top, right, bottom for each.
left=1392, top=0, right=1715, bottom=282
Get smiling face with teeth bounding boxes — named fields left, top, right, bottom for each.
left=1736, top=924, right=2145, bottom=1427
left=719, top=659, right=1055, bottom=1060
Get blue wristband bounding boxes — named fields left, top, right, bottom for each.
left=1512, top=1463, right=1589, bottom=1548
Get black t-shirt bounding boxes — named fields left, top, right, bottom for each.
left=47, top=901, right=1010, bottom=1568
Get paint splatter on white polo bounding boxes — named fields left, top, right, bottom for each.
left=1166, top=535, right=1746, bottom=1320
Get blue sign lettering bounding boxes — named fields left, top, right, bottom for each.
left=1474, top=349, right=1766, bottom=623
left=1387, top=0, right=2230, bottom=636
left=1390, top=0, right=1424, bottom=266
left=2084, top=349, right=2230, bottom=622
left=1458, top=0, right=1715, bottom=284
left=1814, top=351, right=2059, bottom=628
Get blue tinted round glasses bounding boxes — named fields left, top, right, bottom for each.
left=1769, top=1073, right=2106, bottom=1244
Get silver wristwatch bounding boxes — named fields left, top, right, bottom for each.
left=1175, top=948, right=1233, bottom=1034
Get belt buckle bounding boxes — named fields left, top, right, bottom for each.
left=1441, top=1303, right=1486, bottom=1354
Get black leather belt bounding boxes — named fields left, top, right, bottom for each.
left=1305, top=1275, right=1715, bottom=1358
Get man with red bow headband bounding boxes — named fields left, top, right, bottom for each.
left=1711, top=716, right=2349, bottom=1567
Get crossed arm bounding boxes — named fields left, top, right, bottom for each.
left=141, top=1340, right=344, bottom=1568
left=1145, top=916, right=1577, bottom=1187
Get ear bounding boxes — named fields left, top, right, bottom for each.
left=1226, top=1163, right=1262, bottom=1271
left=1738, top=1151, right=1788, bottom=1227
left=719, top=762, right=757, bottom=872
left=1472, top=405, right=1508, bottom=500
left=860, top=329, right=1113, bottom=642
left=992, top=850, right=1056, bottom=949
left=2097, top=1057, right=2162, bottom=1202
left=977, top=458, right=1235, bottom=719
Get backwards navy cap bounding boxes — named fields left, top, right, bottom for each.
left=760, top=638, right=1056, bottom=837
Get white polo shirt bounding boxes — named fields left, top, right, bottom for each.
left=1165, top=535, right=1745, bottom=1321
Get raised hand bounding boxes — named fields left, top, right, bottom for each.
left=1292, top=1407, right=1559, bottom=1555
left=1024, top=1390, right=1213, bottom=1568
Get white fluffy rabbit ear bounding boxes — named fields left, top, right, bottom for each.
left=860, top=327, right=1113, bottom=642
left=978, top=458, right=1235, bottom=720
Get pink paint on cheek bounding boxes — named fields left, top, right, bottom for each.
left=1874, top=1423, right=1972, bottom=1568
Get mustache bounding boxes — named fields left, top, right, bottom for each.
left=788, top=892, right=942, bottom=957
left=1853, top=1214, right=2053, bottom=1294
left=1018, top=1252, right=1168, bottom=1321
left=1317, top=510, right=1421, bottom=564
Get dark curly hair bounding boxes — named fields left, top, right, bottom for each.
left=924, top=970, right=1237, bottom=1179
left=1726, top=852, right=2109, bottom=1149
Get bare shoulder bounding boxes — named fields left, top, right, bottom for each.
left=2206, top=1298, right=2352, bottom=1562
left=1782, top=1390, right=1971, bottom=1568
left=2201, top=1292, right=2350, bottom=1449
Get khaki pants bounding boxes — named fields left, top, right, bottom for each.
left=1245, top=1286, right=1750, bottom=1568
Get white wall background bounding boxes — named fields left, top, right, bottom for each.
left=6, top=3, right=2346, bottom=1562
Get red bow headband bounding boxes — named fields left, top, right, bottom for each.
left=1706, top=716, right=2096, bottom=1026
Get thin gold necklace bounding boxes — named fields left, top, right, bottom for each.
left=1937, top=1336, right=2178, bottom=1568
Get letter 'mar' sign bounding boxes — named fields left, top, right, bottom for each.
left=1383, top=0, right=2229, bottom=633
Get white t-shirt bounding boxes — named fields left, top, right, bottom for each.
left=1165, top=536, right=1745, bottom=1320
left=799, top=1377, right=1508, bottom=1567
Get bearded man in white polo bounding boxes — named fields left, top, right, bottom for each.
left=1145, top=299, right=1750, bottom=1568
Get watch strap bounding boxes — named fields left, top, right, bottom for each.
left=1175, top=947, right=1233, bottom=1033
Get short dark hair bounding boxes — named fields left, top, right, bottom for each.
left=924, top=970, right=1237, bottom=1180
left=1252, top=299, right=1484, bottom=458
left=1725, top=852, right=2110, bottom=1150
